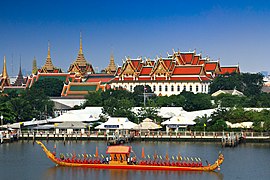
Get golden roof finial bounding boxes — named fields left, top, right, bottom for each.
left=79, top=31, right=83, bottom=54
left=2, top=55, right=8, bottom=78
left=47, top=41, right=51, bottom=59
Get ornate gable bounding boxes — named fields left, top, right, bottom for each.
left=181, top=51, right=195, bottom=64
left=151, top=58, right=169, bottom=76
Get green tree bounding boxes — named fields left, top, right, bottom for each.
left=0, top=102, right=17, bottom=124
left=21, top=88, right=54, bottom=120
left=83, top=91, right=102, bottom=107
left=9, top=97, right=33, bottom=121
left=102, top=97, right=136, bottom=122
left=133, top=85, right=154, bottom=106
left=136, top=105, right=161, bottom=123
left=31, top=78, right=64, bottom=97
left=213, top=94, right=248, bottom=107
left=241, top=73, right=264, bottom=96
left=210, top=72, right=264, bottom=97
left=209, top=72, right=242, bottom=94
left=181, top=91, right=213, bottom=111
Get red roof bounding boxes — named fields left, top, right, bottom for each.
left=205, top=63, right=218, bottom=72
left=140, top=67, right=152, bottom=75
left=192, top=56, right=200, bottom=65
left=106, top=146, right=131, bottom=154
left=130, top=59, right=141, bottom=69
left=163, top=59, right=173, bottom=69
left=172, top=66, right=203, bottom=75
left=198, top=59, right=206, bottom=65
left=181, top=53, right=194, bottom=64
left=155, top=77, right=166, bottom=81
left=175, top=55, right=185, bottom=65
left=85, top=78, right=113, bottom=83
left=220, top=67, right=240, bottom=74
left=170, top=77, right=201, bottom=81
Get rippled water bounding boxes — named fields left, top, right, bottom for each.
left=0, top=140, right=269, bottom=180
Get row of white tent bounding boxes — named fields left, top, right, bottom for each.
left=95, top=116, right=195, bottom=130
left=0, top=107, right=254, bottom=130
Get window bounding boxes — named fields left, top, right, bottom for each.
left=190, top=85, right=192, bottom=92
left=153, top=85, right=156, bottom=91
left=177, top=85, right=180, bottom=91
left=202, top=85, right=204, bottom=92
left=130, top=85, right=133, bottom=92
left=196, top=85, right=199, bottom=92
left=183, top=85, right=186, bottom=91
left=159, top=85, right=162, bottom=91
left=165, top=85, right=168, bottom=91
left=171, top=85, right=174, bottom=91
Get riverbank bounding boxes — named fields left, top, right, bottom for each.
left=17, top=132, right=270, bottom=143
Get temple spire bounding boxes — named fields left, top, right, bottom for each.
left=19, top=56, right=22, bottom=75
left=43, top=42, right=54, bottom=71
left=13, top=57, right=24, bottom=86
left=105, top=52, right=117, bottom=74
left=32, top=56, right=38, bottom=74
left=47, top=41, right=51, bottom=59
left=2, top=56, right=8, bottom=78
left=79, top=32, right=83, bottom=54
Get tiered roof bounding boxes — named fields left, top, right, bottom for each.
left=68, top=33, right=95, bottom=76
left=61, top=81, right=107, bottom=97
left=39, top=42, right=62, bottom=73
left=104, top=53, right=117, bottom=74
left=113, top=50, right=239, bottom=83
left=13, top=61, right=25, bottom=86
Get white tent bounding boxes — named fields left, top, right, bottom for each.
left=48, top=109, right=100, bottom=123
left=95, top=117, right=137, bottom=130
left=161, top=115, right=196, bottom=130
left=134, top=118, right=161, bottom=130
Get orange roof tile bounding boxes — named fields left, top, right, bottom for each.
left=192, top=56, right=200, bottom=65
left=140, top=67, right=152, bottom=75
left=170, top=77, right=201, bottom=81
left=106, top=146, right=131, bottom=154
left=181, top=53, right=193, bottom=64
left=220, top=67, right=240, bottom=74
left=172, top=66, right=202, bottom=75
left=205, top=63, right=217, bottom=71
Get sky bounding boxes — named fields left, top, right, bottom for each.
left=1, top=0, right=270, bottom=76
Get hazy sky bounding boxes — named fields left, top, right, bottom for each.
left=1, top=0, right=270, bottom=76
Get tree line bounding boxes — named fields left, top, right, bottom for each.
left=0, top=72, right=269, bottom=131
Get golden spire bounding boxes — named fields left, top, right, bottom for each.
left=43, top=42, right=54, bottom=71
left=32, top=56, right=38, bottom=74
left=2, top=56, right=8, bottom=78
left=79, top=32, right=83, bottom=54
left=47, top=41, right=51, bottom=59
left=105, top=52, right=117, bottom=74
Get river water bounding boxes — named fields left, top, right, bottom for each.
left=0, top=140, right=269, bottom=180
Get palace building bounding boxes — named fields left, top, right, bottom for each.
left=0, top=33, right=240, bottom=97
left=110, top=50, right=240, bottom=96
